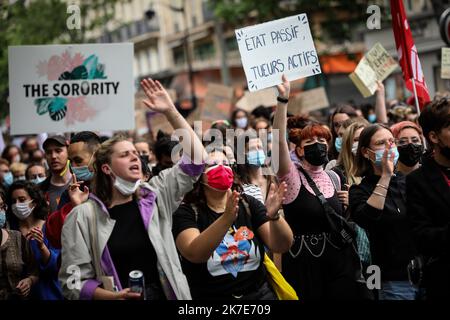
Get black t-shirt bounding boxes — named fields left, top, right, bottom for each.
left=107, top=200, right=160, bottom=291
left=349, top=173, right=416, bottom=280
left=172, top=195, right=269, bottom=299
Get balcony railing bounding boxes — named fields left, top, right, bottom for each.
left=99, top=17, right=160, bottom=43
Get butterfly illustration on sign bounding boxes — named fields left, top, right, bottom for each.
left=35, top=51, right=106, bottom=124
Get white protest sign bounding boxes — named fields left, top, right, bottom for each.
left=8, top=43, right=134, bottom=135
left=235, top=14, right=321, bottom=92
left=442, top=48, right=450, bottom=79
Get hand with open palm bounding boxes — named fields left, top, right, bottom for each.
left=265, top=182, right=287, bottom=218
left=140, top=78, right=176, bottom=114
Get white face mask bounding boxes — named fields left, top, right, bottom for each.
left=351, top=142, right=359, bottom=156
left=12, top=200, right=34, bottom=220
left=31, top=176, right=46, bottom=185
left=111, top=171, right=141, bottom=196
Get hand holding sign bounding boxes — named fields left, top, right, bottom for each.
left=141, top=78, right=176, bottom=114
left=276, top=75, right=290, bottom=100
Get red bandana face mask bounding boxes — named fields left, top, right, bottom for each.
left=204, top=164, right=234, bottom=191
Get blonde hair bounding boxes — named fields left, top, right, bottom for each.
left=337, top=119, right=369, bottom=185
left=92, top=135, right=131, bottom=207
left=10, top=162, right=27, bottom=175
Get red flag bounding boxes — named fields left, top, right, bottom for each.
left=390, top=0, right=430, bottom=110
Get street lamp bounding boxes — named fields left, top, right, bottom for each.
left=145, top=0, right=197, bottom=111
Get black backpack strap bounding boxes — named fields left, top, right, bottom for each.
left=298, top=166, right=328, bottom=206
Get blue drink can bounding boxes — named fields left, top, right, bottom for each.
left=129, top=270, right=145, bottom=299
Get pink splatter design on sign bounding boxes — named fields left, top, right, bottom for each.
left=36, top=51, right=85, bottom=81
left=65, top=97, right=97, bottom=125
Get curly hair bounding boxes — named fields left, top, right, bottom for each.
left=7, top=180, right=49, bottom=228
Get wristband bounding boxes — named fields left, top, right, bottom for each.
left=373, top=191, right=386, bottom=198
left=277, top=96, right=289, bottom=104
left=267, top=211, right=281, bottom=221
left=376, top=183, right=388, bottom=190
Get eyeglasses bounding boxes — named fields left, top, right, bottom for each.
left=333, top=121, right=344, bottom=128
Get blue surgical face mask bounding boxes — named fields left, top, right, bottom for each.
left=235, top=117, right=248, bottom=129
left=0, top=210, right=6, bottom=228
left=247, top=149, right=266, bottom=167
left=71, top=165, right=94, bottom=181
left=369, top=147, right=399, bottom=167
left=335, top=137, right=343, bottom=153
left=31, top=176, right=46, bottom=185
left=3, top=172, right=13, bottom=188
left=368, top=114, right=377, bottom=123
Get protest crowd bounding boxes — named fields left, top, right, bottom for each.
left=1, top=74, right=449, bottom=301
left=1, top=2, right=450, bottom=303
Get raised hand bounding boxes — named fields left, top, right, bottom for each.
left=141, top=78, right=176, bottom=114
left=276, top=74, right=290, bottom=100
left=265, top=182, right=287, bottom=218
left=375, top=80, right=385, bottom=96
left=68, top=173, right=89, bottom=206
left=224, top=190, right=240, bottom=223
left=381, top=141, right=395, bottom=177
left=27, top=227, right=46, bottom=250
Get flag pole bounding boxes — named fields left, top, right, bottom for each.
left=411, top=77, right=421, bottom=116
left=411, top=77, right=427, bottom=150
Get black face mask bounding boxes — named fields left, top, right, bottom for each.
left=398, top=143, right=424, bottom=167
left=303, top=142, right=328, bottom=166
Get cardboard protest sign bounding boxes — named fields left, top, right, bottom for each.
left=441, top=48, right=450, bottom=79
left=349, top=43, right=398, bottom=98
left=288, top=87, right=329, bottom=115
left=8, top=43, right=134, bottom=135
left=235, top=14, right=321, bottom=92
left=201, top=84, right=234, bottom=121
left=235, top=88, right=277, bottom=112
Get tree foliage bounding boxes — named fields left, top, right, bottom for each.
left=209, top=0, right=388, bottom=42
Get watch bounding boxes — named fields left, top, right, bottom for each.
left=277, top=96, right=289, bottom=104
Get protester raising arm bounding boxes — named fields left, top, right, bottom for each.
left=375, top=81, right=388, bottom=124
left=271, top=75, right=291, bottom=177
left=141, top=78, right=207, bottom=163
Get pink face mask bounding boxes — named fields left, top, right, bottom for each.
left=204, top=164, right=234, bottom=191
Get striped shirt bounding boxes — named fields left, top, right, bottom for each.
left=243, top=184, right=264, bottom=204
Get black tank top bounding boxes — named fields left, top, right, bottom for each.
left=283, top=173, right=343, bottom=235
